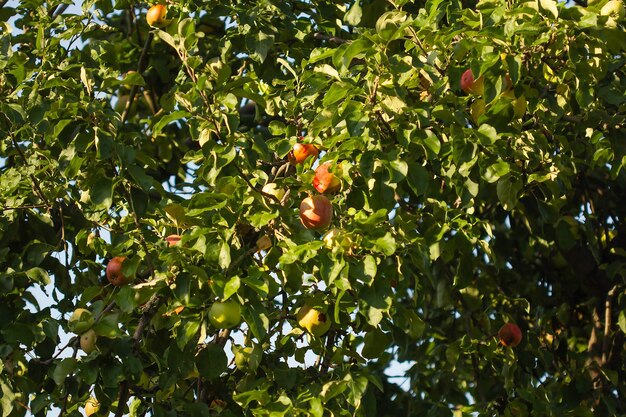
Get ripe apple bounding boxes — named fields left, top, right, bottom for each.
left=208, top=301, right=242, bottom=329
left=106, top=256, right=131, bottom=286
left=80, top=329, right=98, bottom=354
left=288, top=143, right=319, bottom=165
left=84, top=397, right=100, bottom=417
left=296, top=304, right=331, bottom=336
left=165, top=234, right=181, bottom=247
left=233, top=345, right=262, bottom=372
left=601, top=0, right=625, bottom=27
left=460, top=69, right=484, bottom=95
left=498, top=323, right=522, bottom=347
left=300, top=195, right=333, bottom=230
left=313, top=163, right=341, bottom=194
left=261, top=182, right=286, bottom=202
left=146, top=4, right=168, bottom=27
left=68, top=308, right=94, bottom=334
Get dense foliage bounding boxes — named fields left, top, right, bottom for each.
left=1, top=0, right=626, bottom=415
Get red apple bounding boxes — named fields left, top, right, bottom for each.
left=313, top=163, right=341, bottom=194
left=165, top=234, right=181, bottom=247
left=498, top=323, right=522, bottom=347
left=460, top=69, right=484, bottom=95
left=106, top=256, right=131, bottom=286
left=288, top=143, right=319, bottom=164
left=300, top=195, right=333, bottom=230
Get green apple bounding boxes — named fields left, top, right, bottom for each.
left=208, top=301, right=242, bottom=329
left=233, top=345, right=263, bottom=372
left=296, top=304, right=331, bottom=336
left=68, top=308, right=94, bottom=334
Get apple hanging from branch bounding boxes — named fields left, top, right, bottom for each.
left=296, top=304, right=331, bottom=336
left=460, top=69, right=484, bottom=95
left=209, top=300, right=242, bottom=329
left=68, top=308, right=94, bottom=334
left=106, top=256, right=132, bottom=286
left=80, top=329, right=98, bottom=354
left=146, top=4, right=169, bottom=27
left=313, top=163, right=341, bottom=194
left=498, top=323, right=522, bottom=347
left=288, top=143, right=319, bottom=165
left=300, top=195, right=333, bottom=230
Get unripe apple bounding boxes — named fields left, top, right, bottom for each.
left=233, top=345, right=262, bottom=372
left=106, top=256, right=131, bottom=286
left=288, top=143, right=319, bottom=164
left=208, top=301, right=242, bottom=329
left=68, top=308, right=94, bottom=334
left=460, top=69, right=484, bottom=95
left=146, top=4, right=168, bottom=27
left=313, top=163, right=341, bottom=194
left=300, top=195, right=333, bottom=230
left=165, top=234, right=181, bottom=247
left=601, top=0, right=625, bottom=27
left=296, top=304, right=331, bottom=336
left=498, top=323, right=522, bottom=347
left=84, top=397, right=100, bottom=416
left=261, top=182, right=286, bottom=202
left=80, top=329, right=98, bottom=354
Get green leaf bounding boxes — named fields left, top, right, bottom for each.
left=372, top=232, right=396, bottom=256
left=51, top=358, right=77, bottom=385
left=195, top=344, right=228, bottom=380
left=25, top=267, right=50, bottom=285
left=496, top=176, right=522, bottom=210
left=539, top=0, right=559, bottom=18
left=361, top=329, right=391, bottom=359
left=483, top=160, right=510, bottom=183
left=91, top=177, right=114, bottom=209
left=345, top=1, right=363, bottom=25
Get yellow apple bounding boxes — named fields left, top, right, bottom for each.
left=84, top=397, right=100, bottom=416
left=68, top=308, right=94, bottom=334
left=80, top=329, right=98, bottom=354
left=296, top=304, right=331, bottom=336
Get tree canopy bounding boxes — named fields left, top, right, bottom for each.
left=1, top=0, right=626, bottom=416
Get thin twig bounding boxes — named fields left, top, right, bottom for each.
left=233, top=163, right=282, bottom=204
left=602, top=285, right=618, bottom=365
left=312, top=32, right=349, bottom=44
left=1, top=204, right=47, bottom=211
left=122, top=33, right=154, bottom=123
left=9, top=134, right=51, bottom=211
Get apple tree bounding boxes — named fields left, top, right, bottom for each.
left=1, top=0, right=626, bottom=415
